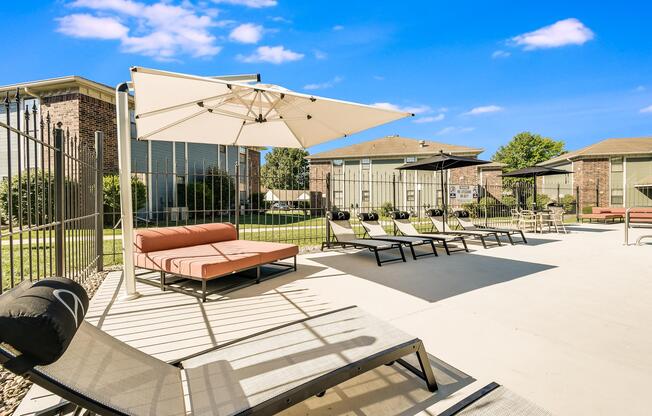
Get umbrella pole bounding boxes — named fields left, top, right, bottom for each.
left=533, top=174, right=537, bottom=211
left=116, top=82, right=140, bottom=301
left=440, top=167, right=446, bottom=232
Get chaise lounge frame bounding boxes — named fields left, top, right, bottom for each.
left=358, top=216, right=438, bottom=260
left=453, top=214, right=527, bottom=245
left=0, top=306, right=438, bottom=416
left=392, top=217, right=469, bottom=255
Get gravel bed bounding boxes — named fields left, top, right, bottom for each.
left=0, top=271, right=109, bottom=416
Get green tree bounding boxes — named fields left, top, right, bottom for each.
left=103, top=175, right=147, bottom=214
left=261, top=148, right=309, bottom=190
left=493, top=132, right=566, bottom=172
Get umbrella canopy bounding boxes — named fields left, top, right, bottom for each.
left=117, top=68, right=411, bottom=299
left=397, top=151, right=491, bottom=231
left=131, top=67, right=412, bottom=148
left=501, top=166, right=572, bottom=177
left=397, top=152, right=491, bottom=171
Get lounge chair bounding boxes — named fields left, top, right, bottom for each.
left=452, top=210, right=527, bottom=244
left=426, top=209, right=502, bottom=248
left=0, top=278, right=438, bottom=416
left=391, top=211, right=469, bottom=255
left=322, top=211, right=407, bottom=266
left=358, top=212, right=438, bottom=259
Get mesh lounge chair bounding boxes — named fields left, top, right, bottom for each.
left=322, top=211, right=406, bottom=266
left=358, top=212, right=438, bottom=259
left=391, top=211, right=469, bottom=255
left=452, top=210, right=527, bottom=244
left=0, top=278, right=438, bottom=416
left=426, top=209, right=502, bottom=249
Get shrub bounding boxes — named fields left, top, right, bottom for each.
left=380, top=201, right=395, bottom=217
left=461, top=202, right=479, bottom=218
left=525, top=194, right=551, bottom=210
left=297, top=200, right=311, bottom=214
left=582, top=205, right=594, bottom=214
left=0, top=169, right=57, bottom=225
left=103, top=174, right=147, bottom=216
left=560, top=195, right=576, bottom=213
left=501, top=195, right=517, bottom=208
left=187, top=182, right=213, bottom=213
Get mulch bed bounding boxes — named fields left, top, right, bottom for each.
left=0, top=270, right=109, bottom=416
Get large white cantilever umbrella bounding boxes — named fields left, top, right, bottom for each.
left=116, top=66, right=412, bottom=299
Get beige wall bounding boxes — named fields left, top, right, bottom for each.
left=625, top=156, right=652, bottom=207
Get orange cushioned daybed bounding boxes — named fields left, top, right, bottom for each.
left=134, top=223, right=298, bottom=301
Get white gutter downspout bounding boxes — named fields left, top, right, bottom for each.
left=116, top=82, right=140, bottom=300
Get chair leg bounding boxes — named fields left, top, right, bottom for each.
left=201, top=280, right=207, bottom=303
left=415, top=341, right=438, bottom=392
left=160, top=271, right=165, bottom=291
left=480, top=236, right=487, bottom=249
left=374, top=249, right=382, bottom=267
left=430, top=240, right=438, bottom=256
left=520, top=230, right=528, bottom=244
left=494, top=234, right=502, bottom=246
left=408, top=244, right=417, bottom=260
left=256, top=266, right=261, bottom=284
left=506, top=233, right=514, bottom=245
left=398, top=245, right=407, bottom=262
left=442, top=240, right=451, bottom=255
left=293, top=255, right=297, bottom=271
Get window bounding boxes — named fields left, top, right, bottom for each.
left=333, top=159, right=343, bottom=166
left=219, top=145, right=226, bottom=153
left=362, top=190, right=370, bottom=202
left=405, top=156, right=417, bottom=163
left=611, top=157, right=623, bottom=172
left=407, top=190, right=415, bottom=202
left=610, top=157, right=624, bottom=206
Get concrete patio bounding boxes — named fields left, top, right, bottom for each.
left=15, top=223, right=652, bottom=415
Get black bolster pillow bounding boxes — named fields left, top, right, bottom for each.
left=326, top=210, right=351, bottom=221
left=358, top=212, right=379, bottom=221
left=454, top=210, right=470, bottom=218
left=0, top=277, right=89, bottom=366
left=426, top=208, right=444, bottom=217
left=390, top=211, right=410, bottom=219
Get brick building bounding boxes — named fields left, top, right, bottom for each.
left=0, top=76, right=261, bottom=219
left=538, top=137, right=652, bottom=209
left=306, top=135, right=493, bottom=211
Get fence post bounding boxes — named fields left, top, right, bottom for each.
left=483, top=186, right=488, bottom=227
left=595, top=179, right=600, bottom=207
left=576, top=185, right=580, bottom=222
left=54, top=126, right=65, bottom=277
left=325, top=172, right=331, bottom=244
left=95, top=131, right=104, bottom=272
left=392, top=173, right=397, bottom=234
left=235, top=162, right=240, bottom=237
left=557, top=183, right=560, bottom=204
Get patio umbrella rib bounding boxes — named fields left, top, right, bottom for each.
left=137, top=108, right=210, bottom=141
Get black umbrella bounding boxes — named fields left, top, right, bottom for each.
left=398, top=150, right=490, bottom=231
left=501, top=166, right=573, bottom=210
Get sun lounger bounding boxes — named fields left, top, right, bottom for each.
left=391, top=211, right=469, bottom=254
left=358, top=212, right=438, bottom=259
left=452, top=210, right=527, bottom=244
left=0, top=278, right=439, bottom=416
left=322, top=211, right=406, bottom=266
left=426, top=209, right=502, bottom=248
left=133, top=223, right=298, bottom=301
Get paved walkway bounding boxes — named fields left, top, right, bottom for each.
left=14, top=223, right=652, bottom=415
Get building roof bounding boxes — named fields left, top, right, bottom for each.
left=540, top=137, right=652, bottom=166
left=478, top=161, right=506, bottom=170
left=306, top=135, right=483, bottom=160
left=0, top=76, right=124, bottom=104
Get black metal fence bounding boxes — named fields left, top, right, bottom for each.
left=101, top=163, right=581, bottom=256
left=0, top=90, right=103, bottom=293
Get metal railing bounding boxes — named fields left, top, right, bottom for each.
left=1, top=90, right=103, bottom=292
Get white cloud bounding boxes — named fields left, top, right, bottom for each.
left=463, top=105, right=504, bottom=116
left=492, top=50, right=511, bottom=59
left=634, top=85, right=646, bottom=92
left=56, top=14, right=128, bottom=39
left=303, top=76, right=343, bottom=90
left=213, top=0, right=277, bottom=7
left=413, top=114, right=445, bottom=124
left=332, top=25, right=344, bottom=31
left=511, top=18, right=594, bottom=50
left=238, top=45, right=304, bottom=64
left=270, top=16, right=291, bottom=23
left=60, top=1, right=221, bottom=59
left=640, top=105, right=652, bottom=114
left=373, top=75, right=384, bottom=81
left=229, top=23, right=263, bottom=44
left=313, top=50, right=327, bottom=60
left=435, top=126, right=475, bottom=135
left=371, top=102, right=430, bottom=115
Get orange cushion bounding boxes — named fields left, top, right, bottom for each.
left=134, top=243, right=261, bottom=279
left=134, top=223, right=236, bottom=253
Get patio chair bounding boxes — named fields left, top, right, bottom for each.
left=0, top=278, right=438, bottom=416
left=391, top=211, right=469, bottom=255
left=322, top=210, right=407, bottom=266
left=510, top=208, right=521, bottom=229
left=519, top=210, right=540, bottom=233
left=546, top=206, right=568, bottom=234
left=452, top=210, right=527, bottom=244
left=358, top=212, right=438, bottom=259
left=425, top=209, right=502, bottom=249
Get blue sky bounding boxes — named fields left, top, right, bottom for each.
left=2, top=0, right=652, bottom=159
